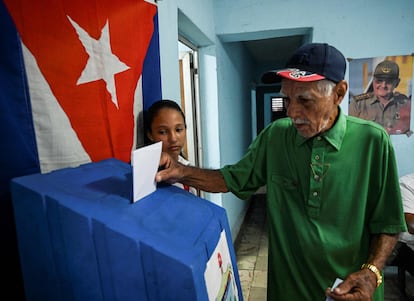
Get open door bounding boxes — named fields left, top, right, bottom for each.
left=178, top=39, right=201, bottom=169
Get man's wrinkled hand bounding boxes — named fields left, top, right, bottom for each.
left=325, top=269, right=376, bottom=301
left=155, top=152, right=182, bottom=184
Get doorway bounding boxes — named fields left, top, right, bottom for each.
left=178, top=38, right=202, bottom=169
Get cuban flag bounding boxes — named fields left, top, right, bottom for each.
left=0, top=0, right=161, bottom=296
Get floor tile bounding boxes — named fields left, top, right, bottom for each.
left=252, top=270, right=267, bottom=288
left=248, top=287, right=267, bottom=301
left=237, top=255, right=257, bottom=270
left=238, top=269, right=254, bottom=284
left=255, top=255, right=267, bottom=271
left=235, top=243, right=259, bottom=256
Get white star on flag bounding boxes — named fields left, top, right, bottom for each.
left=68, top=16, right=130, bottom=108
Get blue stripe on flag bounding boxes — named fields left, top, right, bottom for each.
left=0, top=2, right=32, bottom=297
left=142, top=12, right=162, bottom=111
left=0, top=0, right=40, bottom=198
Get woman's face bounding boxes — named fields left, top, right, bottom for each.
left=147, top=107, right=187, bottom=160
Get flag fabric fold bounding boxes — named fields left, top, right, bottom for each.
left=0, top=0, right=161, bottom=296
left=2, top=0, right=161, bottom=175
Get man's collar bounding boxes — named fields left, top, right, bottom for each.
left=372, top=93, right=394, bottom=105
left=295, top=107, right=346, bottom=151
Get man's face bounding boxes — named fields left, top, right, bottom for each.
left=280, top=80, right=339, bottom=138
left=372, top=77, right=398, bottom=100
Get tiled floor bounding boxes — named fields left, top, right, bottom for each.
left=234, top=194, right=414, bottom=301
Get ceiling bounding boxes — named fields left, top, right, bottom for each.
left=240, top=35, right=306, bottom=85
left=243, top=35, right=305, bottom=66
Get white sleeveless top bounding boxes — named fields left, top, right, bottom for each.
left=172, top=156, right=197, bottom=195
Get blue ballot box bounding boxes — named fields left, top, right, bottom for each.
left=10, top=158, right=243, bottom=301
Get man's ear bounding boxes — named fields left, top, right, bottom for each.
left=335, top=80, right=348, bottom=104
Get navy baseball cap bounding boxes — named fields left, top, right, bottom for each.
left=262, top=43, right=346, bottom=84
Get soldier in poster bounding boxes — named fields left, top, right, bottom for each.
left=349, top=60, right=411, bottom=135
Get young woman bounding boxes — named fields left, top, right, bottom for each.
left=145, top=99, right=197, bottom=194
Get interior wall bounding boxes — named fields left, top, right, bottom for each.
left=213, top=0, right=414, bottom=176
left=158, top=0, right=252, bottom=240
left=157, top=0, right=180, bottom=102
left=216, top=40, right=256, bottom=237
left=157, top=0, right=414, bottom=240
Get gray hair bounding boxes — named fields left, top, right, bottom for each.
left=316, top=80, right=336, bottom=96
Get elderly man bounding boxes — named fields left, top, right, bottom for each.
left=156, top=43, right=406, bottom=301
left=349, top=60, right=411, bottom=135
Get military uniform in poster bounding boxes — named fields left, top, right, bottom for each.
left=349, top=91, right=411, bottom=135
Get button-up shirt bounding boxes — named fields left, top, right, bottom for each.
left=221, top=108, right=406, bottom=300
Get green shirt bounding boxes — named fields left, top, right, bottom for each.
left=221, top=109, right=406, bottom=300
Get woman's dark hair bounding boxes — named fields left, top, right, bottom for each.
left=144, top=99, right=186, bottom=144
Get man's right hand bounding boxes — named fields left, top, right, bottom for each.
left=155, top=152, right=229, bottom=193
left=155, top=152, right=183, bottom=184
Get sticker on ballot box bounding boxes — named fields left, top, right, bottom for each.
left=204, top=230, right=239, bottom=301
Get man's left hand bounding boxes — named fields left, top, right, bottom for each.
left=325, top=269, right=377, bottom=301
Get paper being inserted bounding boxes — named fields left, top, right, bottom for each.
left=326, top=278, right=343, bottom=301
left=131, top=141, right=162, bottom=203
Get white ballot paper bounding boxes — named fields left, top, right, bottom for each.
left=131, top=141, right=162, bottom=203
left=326, top=278, right=343, bottom=301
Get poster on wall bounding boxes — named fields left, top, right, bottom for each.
left=204, top=230, right=239, bottom=301
left=348, top=54, right=413, bottom=136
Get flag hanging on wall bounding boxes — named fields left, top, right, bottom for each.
left=1, top=0, right=161, bottom=178
left=0, top=2, right=161, bottom=295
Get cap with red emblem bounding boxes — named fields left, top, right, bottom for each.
left=261, top=43, right=346, bottom=84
